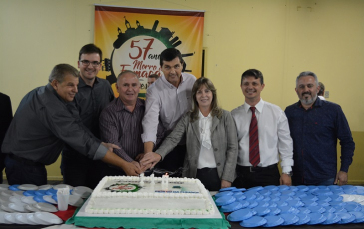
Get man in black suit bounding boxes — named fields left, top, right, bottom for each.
left=0, top=92, right=13, bottom=183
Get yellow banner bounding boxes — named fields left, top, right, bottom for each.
left=94, top=5, right=205, bottom=97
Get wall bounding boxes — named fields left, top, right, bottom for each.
left=1, top=0, right=363, bottom=182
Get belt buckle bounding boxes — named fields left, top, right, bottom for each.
left=249, top=167, right=255, bottom=173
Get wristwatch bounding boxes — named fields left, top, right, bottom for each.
left=283, top=171, right=293, bottom=176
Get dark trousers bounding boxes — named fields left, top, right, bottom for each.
left=5, top=155, right=47, bottom=185
left=233, top=164, right=280, bottom=189
left=155, top=144, right=186, bottom=177
left=196, top=167, right=221, bottom=191
left=61, top=150, right=107, bottom=189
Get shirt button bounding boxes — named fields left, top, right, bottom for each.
left=217, top=163, right=221, bottom=166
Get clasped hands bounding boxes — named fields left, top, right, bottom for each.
left=126, top=152, right=162, bottom=176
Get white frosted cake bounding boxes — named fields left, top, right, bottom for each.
left=85, top=175, right=215, bottom=215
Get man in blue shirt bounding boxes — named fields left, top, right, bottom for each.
left=285, top=71, right=355, bottom=186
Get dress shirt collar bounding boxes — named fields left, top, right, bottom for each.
left=78, top=76, right=100, bottom=88
left=160, top=74, right=186, bottom=89
left=198, top=110, right=212, bottom=119
left=243, top=98, right=265, bottom=114
left=115, top=97, right=144, bottom=112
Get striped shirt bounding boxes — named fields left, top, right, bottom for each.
left=99, top=98, right=145, bottom=162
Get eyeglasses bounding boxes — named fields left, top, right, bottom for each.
left=80, top=60, right=101, bottom=67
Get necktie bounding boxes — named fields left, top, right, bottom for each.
left=249, top=107, right=260, bottom=167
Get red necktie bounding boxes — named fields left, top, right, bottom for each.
left=249, top=107, right=260, bottom=167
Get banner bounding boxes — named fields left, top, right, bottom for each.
left=94, top=5, right=205, bottom=97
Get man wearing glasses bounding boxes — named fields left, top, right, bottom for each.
left=61, top=44, right=115, bottom=189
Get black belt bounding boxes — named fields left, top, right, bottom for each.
left=8, top=154, right=43, bottom=166
left=237, top=163, right=277, bottom=173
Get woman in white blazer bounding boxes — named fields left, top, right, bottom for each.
left=141, top=77, right=238, bottom=191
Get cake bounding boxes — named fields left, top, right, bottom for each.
left=84, top=175, right=215, bottom=215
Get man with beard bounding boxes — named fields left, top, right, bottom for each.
left=285, top=71, right=355, bottom=186
left=231, top=69, right=294, bottom=189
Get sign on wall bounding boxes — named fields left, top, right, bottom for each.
left=94, top=5, right=205, bottom=97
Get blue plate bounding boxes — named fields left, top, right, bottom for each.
left=23, top=190, right=37, bottom=196
left=252, top=206, right=270, bottom=216
left=270, top=191, right=281, bottom=197
left=263, top=215, right=284, bottom=227
left=294, top=213, right=311, bottom=225
left=295, top=191, right=308, bottom=198
left=215, top=195, right=236, bottom=206
left=328, top=185, right=342, bottom=191
left=322, top=213, right=341, bottom=224
left=330, top=201, right=346, bottom=206
left=248, top=186, right=263, bottom=192
left=238, top=200, right=250, bottom=208
left=269, top=196, right=279, bottom=202
left=264, top=185, right=278, bottom=191
left=289, top=186, right=299, bottom=192
left=279, top=195, right=293, bottom=202
left=33, top=195, right=50, bottom=203
left=256, top=201, right=269, bottom=208
left=317, top=185, right=329, bottom=190
left=332, top=190, right=345, bottom=195
left=324, top=206, right=336, bottom=213
left=281, top=190, right=295, bottom=196
left=232, top=188, right=246, bottom=192
left=307, top=213, right=326, bottom=225
left=227, top=208, right=254, bottom=222
left=344, top=203, right=362, bottom=212
left=308, top=205, right=326, bottom=213
left=240, top=216, right=267, bottom=227
left=330, top=194, right=343, bottom=202
left=46, top=189, right=58, bottom=195
left=316, top=195, right=331, bottom=202
left=255, top=194, right=264, bottom=201
left=246, top=200, right=258, bottom=209
left=267, top=201, right=277, bottom=208
left=279, top=206, right=298, bottom=214
left=337, top=212, right=356, bottom=224
left=244, top=192, right=257, bottom=200
left=280, top=213, right=299, bottom=225
left=278, top=185, right=289, bottom=191
left=220, top=201, right=243, bottom=213
left=307, top=186, right=319, bottom=192
left=298, top=207, right=311, bottom=214
left=286, top=200, right=304, bottom=207
left=301, top=194, right=318, bottom=202
left=266, top=207, right=280, bottom=215
left=219, top=187, right=236, bottom=192
left=258, top=189, right=271, bottom=196
left=351, top=211, right=364, bottom=223
left=52, top=194, right=57, bottom=202
left=296, top=185, right=309, bottom=192
left=35, top=190, right=48, bottom=196
left=233, top=192, right=246, bottom=200
left=316, top=200, right=330, bottom=207
left=9, top=185, right=21, bottom=191
left=215, top=191, right=233, bottom=198
left=262, top=196, right=271, bottom=202
left=301, top=200, right=318, bottom=206
left=332, top=205, right=347, bottom=213
left=275, top=201, right=288, bottom=207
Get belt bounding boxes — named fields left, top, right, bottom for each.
left=8, top=154, right=43, bottom=166
left=237, top=163, right=277, bottom=173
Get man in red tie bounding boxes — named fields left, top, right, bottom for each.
left=231, top=69, right=293, bottom=189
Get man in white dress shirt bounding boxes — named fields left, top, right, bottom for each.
left=142, top=48, right=196, bottom=176
left=231, top=69, right=294, bottom=188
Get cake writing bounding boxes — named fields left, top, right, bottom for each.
left=105, top=183, right=141, bottom=192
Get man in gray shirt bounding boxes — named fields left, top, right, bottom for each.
left=1, top=64, right=141, bottom=185
left=61, top=44, right=115, bottom=189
